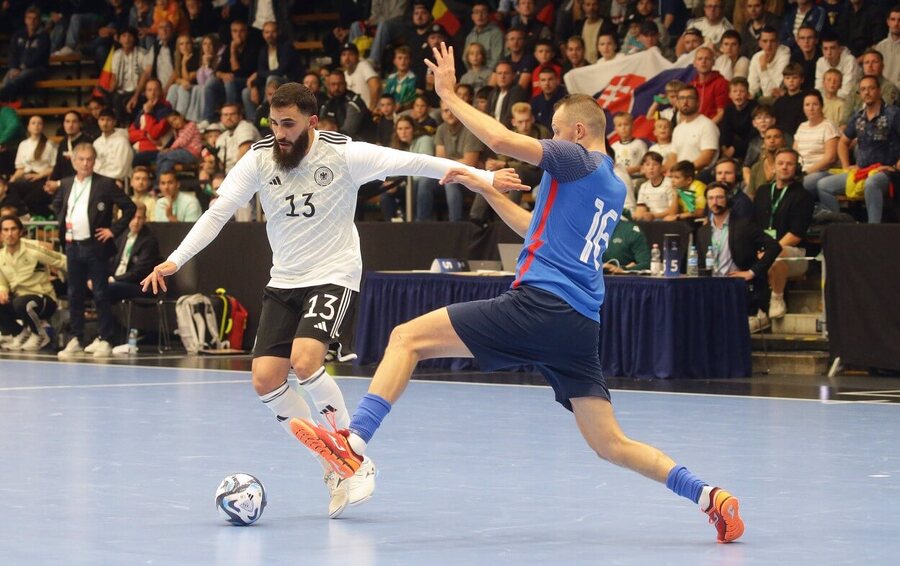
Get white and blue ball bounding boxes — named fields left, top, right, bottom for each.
left=215, top=473, right=267, bottom=526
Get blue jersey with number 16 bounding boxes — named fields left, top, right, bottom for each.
left=512, top=139, right=626, bottom=322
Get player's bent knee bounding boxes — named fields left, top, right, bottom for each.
left=251, top=370, right=283, bottom=396
left=291, top=357, right=323, bottom=382
left=386, top=323, right=423, bottom=357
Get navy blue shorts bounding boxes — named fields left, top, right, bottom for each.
left=447, top=285, right=610, bottom=411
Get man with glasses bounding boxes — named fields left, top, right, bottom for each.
left=790, top=25, right=820, bottom=91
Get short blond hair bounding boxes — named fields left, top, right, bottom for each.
left=510, top=102, right=532, bottom=116
left=556, top=94, right=607, bottom=139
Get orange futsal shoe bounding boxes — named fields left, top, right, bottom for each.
left=290, top=418, right=362, bottom=479
left=705, top=487, right=744, bottom=543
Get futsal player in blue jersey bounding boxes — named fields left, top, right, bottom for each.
left=293, top=43, right=744, bottom=543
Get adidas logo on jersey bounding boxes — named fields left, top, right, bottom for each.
left=319, top=405, right=337, bottom=416
left=269, top=176, right=282, bottom=186
left=314, top=321, right=328, bottom=331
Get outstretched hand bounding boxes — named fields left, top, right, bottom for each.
left=424, top=42, right=457, bottom=98
left=140, top=260, right=178, bottom=295
left=441, top=168, right=529, bottom=194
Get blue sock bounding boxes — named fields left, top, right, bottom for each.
left=666, top=465, right=707, bottom=504
left=349, top=394, right=392, bottom=443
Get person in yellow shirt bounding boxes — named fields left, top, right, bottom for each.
left=0, top=215, right=67, bottom=351
left=666, top=160, right=707, bottom=221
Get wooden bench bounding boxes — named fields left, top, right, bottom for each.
left=294, top=40, right=325, bottom=52
left=33, top=78, right=98, bottom=106
left=16, top=106, right=86, bottom=118
left=292, top=12, right=340, bottom=25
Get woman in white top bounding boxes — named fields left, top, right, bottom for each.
left=10, top=116, right=57, bottom=185
left=9, top=116, right=57, bottom=218
left=793, top=90, right=840, bottom=196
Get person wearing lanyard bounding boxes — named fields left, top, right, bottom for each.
left=106, top=203, right=160, bottom=302
left=751, top=148, right=814, bottom=320
left=697, top=182, right=781, bottom=332
left=51, top=143, right=136, bottom=358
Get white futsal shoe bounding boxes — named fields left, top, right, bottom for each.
left=347, top=457, right=376, bottom=506
left=324, top=470, right=350, bottom=519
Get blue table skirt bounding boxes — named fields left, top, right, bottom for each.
left=355, top=272, right=751, bottom=379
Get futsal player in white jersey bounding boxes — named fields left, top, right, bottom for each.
left=141, top=83, right=526, bottom=518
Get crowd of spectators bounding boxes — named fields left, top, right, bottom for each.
left=0, top=0, right=899, bottom=348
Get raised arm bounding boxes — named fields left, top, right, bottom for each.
left=426, top=42, right=544, bottom=167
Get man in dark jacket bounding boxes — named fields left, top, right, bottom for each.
left=107, top=202, right=160, bottom=302
left=0, top=7, right=50, bottom=102
left=698, top=182, right=782, bottom=332
left=52, top=143, right=136, bottom=358
left=242, top=20, right=299, bottom=122
left=320, top=70, right=372, bottom=141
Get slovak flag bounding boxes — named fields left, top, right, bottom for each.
left=564, top=48, right=696, bottom=140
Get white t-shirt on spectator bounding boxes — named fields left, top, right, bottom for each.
left=814, top=48, right=862, bottom=99
left=216, top=120, right=262, bottom=173
left=611, top=138, right=648, bottom=174
left=637, top=177, right=675, bottom=215
left=14, top=137, right=57, bottom=173
left=648, top=142, right=674, bottom=158
left=672, top=114, right=719, bottom=164
left=345, top=60, right=379, bottom=109
left=714, top=54, right=749, bottom=80
left=111, top=48, right=146, bottom=93
left=93, top=129, right=134, bottom=181
left=686, top=17, right=734, bottom=47
left=794, top=119, right=840, bottom=172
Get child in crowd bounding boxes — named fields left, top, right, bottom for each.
left=647, top=79, right=686, bottom=124
left=383, top=46, right=418, bottom=110
left=475, top=86, right=494, bottom=114
left=460, top=42, right=492, bottom=92
left=611, top=112, right=648, bottom=178
left=647, top=118, right=674, bottom=163
left=772, top=63, right=805, bottom=136
left=821, top=68, right=847, bottom=127
left=374, top=94, right=397, bottom=147
left=742, top=104, right=776, bottom=185
left=667, top=160, right=707, bottom=221
left=530, top=40, right=561, bottom=97
left=720, top=76, right=757, bottom=161
left=633, top=152, right=676, bottom=221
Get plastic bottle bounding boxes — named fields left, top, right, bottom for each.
left=128, top=328, right=139, bottom=355
left=687, top=245, right=698, bottom=276
left=705, top=248, right=715, bottom=275
left=650, top=244, right=662, bottom=276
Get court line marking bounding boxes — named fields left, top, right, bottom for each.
left=1, top=359, right=898, bottom=406
left=0, top=379, right=247, bottom=392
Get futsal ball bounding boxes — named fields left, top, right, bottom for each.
left=215, top=473, right=267, bottom=526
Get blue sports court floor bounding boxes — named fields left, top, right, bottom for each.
left=2, top=358, right=899, bottom=565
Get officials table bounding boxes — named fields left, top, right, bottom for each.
left=355, top=272, right=751, bottom=379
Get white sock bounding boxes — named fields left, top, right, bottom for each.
left=300, top=367, right=350, bottom=429
left=259, top=380, right=330, bottom=474
left=347, top=432, right=367, bottom=456
left=699, top=485, right=714, bottom=512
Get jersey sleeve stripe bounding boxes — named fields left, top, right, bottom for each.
left=251, top=135, right=276, bottom=150
left=317, top=131, right=350, bottom=144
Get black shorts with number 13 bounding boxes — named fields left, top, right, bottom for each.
left=253, top=284, right=357, bottom=359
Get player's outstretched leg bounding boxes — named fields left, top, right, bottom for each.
left=571, top=396, right=744, bottom=543
left=292, top=308, right=470, bottom=478
left=253, top=356, right=349, bottom=518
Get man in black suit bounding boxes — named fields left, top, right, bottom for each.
left=697, top=182, right=782, bottom=333
left=487, top=61, right=530, bottom=128
left=51, top=143, right=136, bottom=358
left=107, top=202, right=160, bottom=302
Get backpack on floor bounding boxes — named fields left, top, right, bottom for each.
left=175, top=294, right=224, bottom=353
left=211, top=288, right=248, bottom=350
